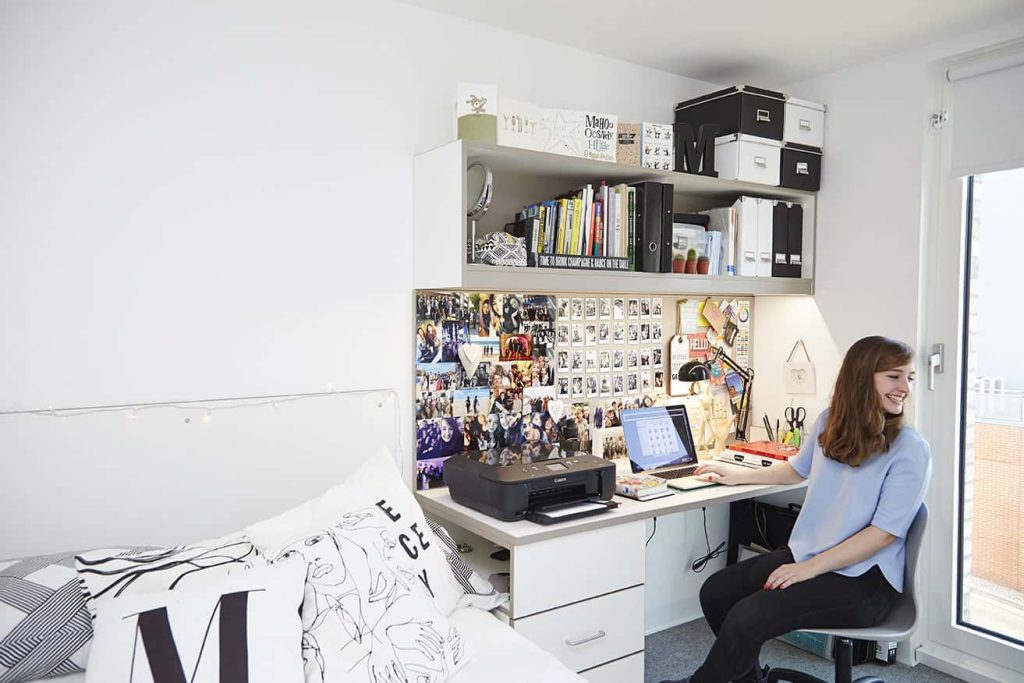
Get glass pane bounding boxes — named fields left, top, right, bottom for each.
left=960, top=168, right=1024, bottom=645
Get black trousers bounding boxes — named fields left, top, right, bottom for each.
left=691, top=548, right=897, bottom=683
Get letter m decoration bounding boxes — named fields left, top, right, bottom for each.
left=675, top=123, right=719, bottom=177
left=133, top=591, right=254, bottom=683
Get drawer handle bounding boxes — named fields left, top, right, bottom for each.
left=754, top=156, right=767, bottom=168
left=756, top=109, right=771, bottom=122
left=744, top=250, right=756, bottom=261
left=796, top=162, right=809, bottom=175
left=799, top=118, right=812, bottom=130
left=565, top=630, right=607, bottom=647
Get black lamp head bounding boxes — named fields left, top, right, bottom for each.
left=678, top=360, right=711, bottom=383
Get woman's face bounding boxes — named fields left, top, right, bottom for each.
left=875, top=362, right=915, bottom=414
left=440, top=420, right=453, bottom=441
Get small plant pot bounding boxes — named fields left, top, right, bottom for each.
left=696, top=259, right=710, bottom=275
left=684, top=259, right=698, bottom=274
left=672, top=258, right=686, bottom=274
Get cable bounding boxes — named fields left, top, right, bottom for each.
left=692, top=507, right=726, bottom=573
left=646, top=517, right=658, bottom=546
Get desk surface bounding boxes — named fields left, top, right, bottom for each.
left=417, top=481, right=806, bottom=548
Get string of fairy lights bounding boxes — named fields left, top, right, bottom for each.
left=0, top=387, right=402, bottom=455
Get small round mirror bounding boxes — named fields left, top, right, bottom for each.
left=466, top=161, right=493, bottom=220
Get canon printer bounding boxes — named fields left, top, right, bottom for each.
left=443, top=443, right=617, bottom=524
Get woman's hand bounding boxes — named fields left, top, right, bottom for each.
left=764, top=561, right=820, bottom=590
left=693, top=462, right=750, bottom=486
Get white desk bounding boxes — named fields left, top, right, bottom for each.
left=417, top=481, right=806, bottom=683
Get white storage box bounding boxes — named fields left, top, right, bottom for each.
left=783, top=97, right=826, bottom=148
left=714, top=134, right=781, bottom=186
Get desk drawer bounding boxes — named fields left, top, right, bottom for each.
left=581, top=652, right=644, bottom=683
left=511, top=521, right=645, bottom=617
left=513, top=585, right=645, bottom=673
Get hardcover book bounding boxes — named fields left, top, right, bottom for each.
left=615, top=473, right=671, bottom=500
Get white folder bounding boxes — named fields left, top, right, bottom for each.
left=736, top=196, right=759, bottom=277
left=756, top=198, right=774, bottom=277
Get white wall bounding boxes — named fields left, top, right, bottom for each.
left=751, top=17, right=1024, bottom=436
left=0, top=0, right=721, bottom=629
left=0, top=0, right=714, bottom=416
left=749, top=17, right=1024, bottom=671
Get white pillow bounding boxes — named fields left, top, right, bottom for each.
left=245, top=449, right=464, bottom=616
left=75, top=533, right=263, bottom=617
left=246, top=450, right=474, bottom=682
left=84, top=560, right=306, bottom=683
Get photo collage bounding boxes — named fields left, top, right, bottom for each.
left=415, top=291, right=672, bottom=489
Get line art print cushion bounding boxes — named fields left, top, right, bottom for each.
left=246, top=451, right=473, bottom=683
left=75, top=533, right=263, bottom=617
left=245, top=450, right=465, bottom=617
left=83, top=560, right=306, bottom=683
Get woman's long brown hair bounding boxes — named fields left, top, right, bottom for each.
left=820, top=336, right=914, bottom=466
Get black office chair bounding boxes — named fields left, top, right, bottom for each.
left=768, top=504, right=928, bottom=683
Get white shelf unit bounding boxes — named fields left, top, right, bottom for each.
left=413, top=140, right=816, bottom=297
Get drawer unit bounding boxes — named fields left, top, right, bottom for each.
left=513, top=585, right=645, bottom=674
left=580, top=652, right=644, bottom=683
left=714, top=134, right=782, bottom=186
left=674, top=85, right=786, bottom=141
left=780, top=143, right=822, bottom=191
left=783, top=97, right=826, bottom=148
left=511, top=521, right=645, bottom=618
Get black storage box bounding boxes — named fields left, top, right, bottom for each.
left=675, top=85, right=786, bottom=141
left=781, top=143, right=822, bottom=191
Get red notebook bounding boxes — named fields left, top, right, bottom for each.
left=728, top=440, right=799, bottom=461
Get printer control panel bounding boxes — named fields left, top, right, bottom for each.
left=517, top=457, right=584, bottom=478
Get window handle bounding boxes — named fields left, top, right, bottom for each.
left=928, top=343, right=944, bottom=391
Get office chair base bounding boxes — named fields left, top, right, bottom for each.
left=768, top=669, right=883, bottom=683
left=767, top=670, right=826, bottom=683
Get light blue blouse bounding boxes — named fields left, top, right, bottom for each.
left=787, top=411, right=931, bottom=592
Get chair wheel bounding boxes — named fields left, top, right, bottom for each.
left=766, top=668, right=826, bottom=683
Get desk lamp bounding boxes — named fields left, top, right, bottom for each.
left=676, top=347, right=754, bottom=441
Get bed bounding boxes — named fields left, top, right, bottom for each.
left=3, top=389, right=585, bottom=683
left=27, top=607, right=583, bottom=683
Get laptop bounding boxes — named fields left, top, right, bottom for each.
left=619, top=404, right=726, bottom=490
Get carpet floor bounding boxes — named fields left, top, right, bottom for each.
left=644, top=619, right=964, bottom=683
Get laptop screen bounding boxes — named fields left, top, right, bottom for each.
left=620, top=404, right=698, bottom=474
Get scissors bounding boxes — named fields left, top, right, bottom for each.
left=785, top=406, right=806, bottom=431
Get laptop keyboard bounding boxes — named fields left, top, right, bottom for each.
left=651, top=465, right=698, bottom=480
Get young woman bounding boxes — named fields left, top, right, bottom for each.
left=661, top=336, right=931, bottom=683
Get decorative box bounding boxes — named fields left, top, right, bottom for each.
left=474, top=232, right=527, bottom=267
left=780, top=143, right=822, bottom=191
left=674, top=85, right=786, bottom=141
left=783, top=97, right=826, bottom=149
left=714, top=134, right=781, bottom=186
